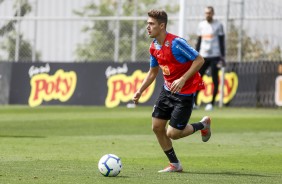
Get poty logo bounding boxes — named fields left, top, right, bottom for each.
left=105, top=70, right=155, bottom=108
left=197, top=71, right=238, bottom=105
left=28, top=69, right=77, bottom=107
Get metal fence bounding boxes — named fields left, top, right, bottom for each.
left=0, top=0, right=281, bottom=62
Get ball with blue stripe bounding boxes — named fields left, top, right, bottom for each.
left=98, top=154, right=122, bottom=177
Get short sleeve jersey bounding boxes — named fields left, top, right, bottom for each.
left=149, top=33, right=205, bottom=95
left=197, top=19, right=224, bottom=58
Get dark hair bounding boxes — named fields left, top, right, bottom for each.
left=206, top=6, right=214, bottom=13
left=147, top=9, right=167, bottom=28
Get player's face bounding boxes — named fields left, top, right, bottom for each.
left=205, top=8, right=214, bottom=22
left=146, top=17, right=163, bottom=38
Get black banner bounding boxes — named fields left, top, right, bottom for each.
left=228, top=62, right=282, bottom=107
left=5, top=61, right=282, bottom=107
left=0, top=62, right=12, bottom=104
left=9, top=62, right=163, bottom=107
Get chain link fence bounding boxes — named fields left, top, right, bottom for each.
left=0, top=0, right=281, bottom=62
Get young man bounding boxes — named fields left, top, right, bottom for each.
left=132, top=9, right=212, bottom=173
left=195, top=6, right=225, bottom=111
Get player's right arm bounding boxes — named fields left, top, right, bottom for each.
left=132, top=66, right=159, bottom=104
left=132, top=55, right=159, bottom=104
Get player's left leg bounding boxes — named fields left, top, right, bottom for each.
left=200, top=116, right=212, bottom=142
left=166, top=124, right=194, bottom=139
left=166, top=94, right=210, bottom=140
left=166, top=94, right=194, bottom=139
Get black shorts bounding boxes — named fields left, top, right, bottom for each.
left=152, top=87, right=194, bottom=130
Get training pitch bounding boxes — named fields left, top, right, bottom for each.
left=0, top=106, right=281, bottom=184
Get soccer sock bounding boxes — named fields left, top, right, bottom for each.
left=164, top=147, right=179, bottom=163
left=191, top=122, right=204, bottom=133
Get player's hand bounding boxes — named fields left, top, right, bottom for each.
left=170, top=78, right=185, bottom=94
left=132, top=91, right=142, bottom=104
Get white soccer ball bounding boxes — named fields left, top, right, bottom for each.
left=98, top=154, right=122, bottom=177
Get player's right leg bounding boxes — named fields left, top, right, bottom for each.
left=152, top=117, right=172, bottom=151
left=152, top=117, right=183, bottom=173
left=151, top=88, right=173, bottom=148
left=158, top=162, right=183, bottom=173
left=152, top=88, right=183, bottom=172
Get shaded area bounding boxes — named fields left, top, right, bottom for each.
left=0, top=135, right=46, bottom=138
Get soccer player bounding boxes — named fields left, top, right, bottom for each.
left=132, top=9, right=212, bottom=173
left=195, top=6, right=225, bottom=111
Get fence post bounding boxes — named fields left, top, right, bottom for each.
left=178, top=0, right=186, bottom=38
left=15, top=0, right=22, bottom=62
left=114, top=0, right=122, bottom=62
left=131, top=0, right=137, bottom=62
left=219, top=0, right=230, bottom=108
left=32, top=0, right=38, bottom=62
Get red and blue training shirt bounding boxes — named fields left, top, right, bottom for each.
left=149, top=33, right=205, bottom=95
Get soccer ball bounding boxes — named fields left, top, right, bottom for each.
left=98, top=154, right=122, bottom=177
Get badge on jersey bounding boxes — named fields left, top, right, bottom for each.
left=160, top=65, right=170, bottom=75
left=165, top=41, right=170, bottom=47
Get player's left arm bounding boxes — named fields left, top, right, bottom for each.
left=170, top=55, right=204, bottom=93
left=170, top=38, right=204, bottom=93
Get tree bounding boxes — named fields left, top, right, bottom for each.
left=1, top=32, right=40, bottom=62
left=227, top=21, right=281, bottom=62
left=0, top=0, right=40, bottom=62
left=267, top=46, right=282, bottom=61
left=74, top=0, right=178, bottom=62
left=189, top=21, right=281, bottom=62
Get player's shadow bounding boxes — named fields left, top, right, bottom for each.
left=181, top=171, right=272, bottom=178
left=116, top=176, right=130, bottom=178
left=0, top=135, right=46, bottom=138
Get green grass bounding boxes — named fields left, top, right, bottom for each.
left=0, top=106, right=282, bottom=184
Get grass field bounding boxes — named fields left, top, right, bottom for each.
left=0, top=106, right=282, bottom=184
